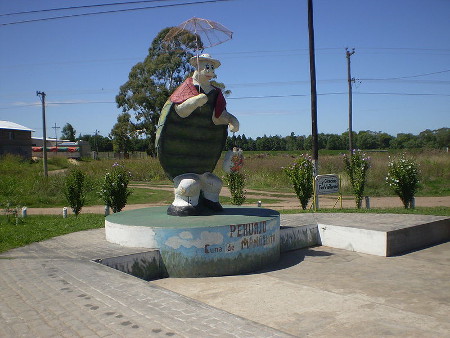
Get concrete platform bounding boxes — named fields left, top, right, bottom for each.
left=100, top=212, right=449, bottom=280
left=0, top=213, right=449, bottom=337
left=154, top=240, right=450, bottom=337
left=105, top=206, right=281, bottom=277
left=280, top=213, right=449, bottom=256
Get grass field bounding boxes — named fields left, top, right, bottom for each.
left=0, top=214, right=104, bottom=254
left=0, top=149, right=448, bottom=208
left=241, top=150, right=449, bottom=197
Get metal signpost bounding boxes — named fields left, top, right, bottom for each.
left=312, top=174, right=342, bottom=211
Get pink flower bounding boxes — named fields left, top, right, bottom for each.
left=230, top=154, right=244, bottom=172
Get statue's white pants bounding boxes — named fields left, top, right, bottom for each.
left=172, top=172, right=222, bottom=207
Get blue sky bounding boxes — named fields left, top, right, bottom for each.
left=1, top=0, right=449, bottom=140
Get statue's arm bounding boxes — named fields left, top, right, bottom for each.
left=213, top=110, right=239, bottom=132
left=174, top=94, right=208, bottom=118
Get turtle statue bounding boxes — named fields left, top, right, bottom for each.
left=155, top=54, right=239, bottom=216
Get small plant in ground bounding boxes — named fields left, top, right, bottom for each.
left=386, top=155, right=420, bottom=208
left=99, top=162, right=132, bottom=213
left=343, top=150, right=370, bottom=209
left=1, top=202, right=21, bottom=225
left=223, top=148, right=246, bottom=205
left=63, top=168, right=86, bottom=216
left=284, top=154, right=314, bottom=210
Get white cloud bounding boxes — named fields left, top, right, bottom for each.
left=179, top=231, right=193, bottom=240
left=11, top=101, right=40, bottom=107
left=164, top=231, right=224, bottom=249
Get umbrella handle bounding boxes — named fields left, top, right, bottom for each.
left=192, top=54, right=203, bottom=93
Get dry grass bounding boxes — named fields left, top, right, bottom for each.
left=1, top=150, right=448, bottom=210
left=232, top=150, right=449, bottom=197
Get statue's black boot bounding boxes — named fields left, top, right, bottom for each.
left=201, top=197, right=223, bottom=212
left=167, top=204, right=201, bottom=216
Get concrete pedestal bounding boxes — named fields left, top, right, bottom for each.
left=105, top=206, right=280, bottom=277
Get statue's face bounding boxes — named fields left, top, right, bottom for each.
left=195, top=60, right=216, bottom=82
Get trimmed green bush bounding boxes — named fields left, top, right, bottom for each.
left=284, top=155, right=314, bottom=210
left=343, top=150, right=370, bottom=209
left=63, top=168, right=86, bottom=216
left=99, top=163, right=132, bottom=213
left=386, top=155, right=420, bottom=208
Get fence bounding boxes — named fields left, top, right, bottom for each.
left=95, top=152, right=151, bottom=160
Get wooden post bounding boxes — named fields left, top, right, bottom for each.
left=346, top=48, right=355, bottom=154
left=37, top=91, right=48, bottom=177
left=308, top=0, right=319, bottom=209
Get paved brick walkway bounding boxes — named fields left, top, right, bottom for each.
left=0, top=229, right=291, bottom=337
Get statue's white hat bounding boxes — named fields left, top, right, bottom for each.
left=189, top=53, right=221, bottom=68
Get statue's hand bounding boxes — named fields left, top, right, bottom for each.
left=212, top=110, right=240, bottom=131
left=228, top=115, right=240, bottom=132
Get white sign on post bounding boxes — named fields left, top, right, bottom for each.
left=315, top=174, right=339, bottom=195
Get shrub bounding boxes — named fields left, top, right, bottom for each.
left=284, top=155, right=314, bottom=210
left=343, top=150, right=370, bottom=208
left=386, top=155, right=420, bottom=208
left=63, top=168, right=86, bottom=216
left=99, top=163, right=132, bottom=213
left=223, top=148, right=246, bottom=205
left=225, top=172, right=246, bottom=205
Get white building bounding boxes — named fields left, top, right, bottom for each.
left=32, top=137, right=91, bottom=159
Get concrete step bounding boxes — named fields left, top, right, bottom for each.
left=280, top=213, right=450, bottom=256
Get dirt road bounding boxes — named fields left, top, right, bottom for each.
left=24, top=184, right=449, bottom=215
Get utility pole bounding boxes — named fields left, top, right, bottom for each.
left=36, top=91, right=48, bottom=177
left=308, top=0, right=319, bottom=208
left=95, top=129, right=99, bottom=153
left=52, top=123, right=60, bottom=151
left=346, top=48, right=356, bottom=154
left=94, top=129, right=99, bottom=160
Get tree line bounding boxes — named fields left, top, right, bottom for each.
left=225, top=128, right=449, bottom=151
left=74, top=127, right=448, bottom=153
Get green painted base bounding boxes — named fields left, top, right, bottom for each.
left=106, top=205, right=279, bottom=228
left=105, top=206, right=281, bottom=277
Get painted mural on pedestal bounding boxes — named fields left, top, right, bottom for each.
left=156, top=217, right=280, bottom=277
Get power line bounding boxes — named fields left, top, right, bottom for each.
left=0, top=0, right=176, bottom=17
left=2, top=49, right=450, bottom=69
left=360, top=79, right=450, bottom=85
left=3, top=91, right=450, bottom=110
left=353, top=91, right=450, bottom=97
left=2, top=76, right=449, bottom=100
left=227, top=80, right=343, bottom=87
left=219, top=47, right=450, bottom=56
left=0, top=0, right=233, bottom=26
left=228, top=94, right=308, bottom=100
left=358, top=47, right=450, bottom=55
left=361, top=69, right=450, bottom=81
left=359, top=47, right=450, bottom=52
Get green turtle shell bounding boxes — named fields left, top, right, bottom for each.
left=155, top=89, right=228, bottom=180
